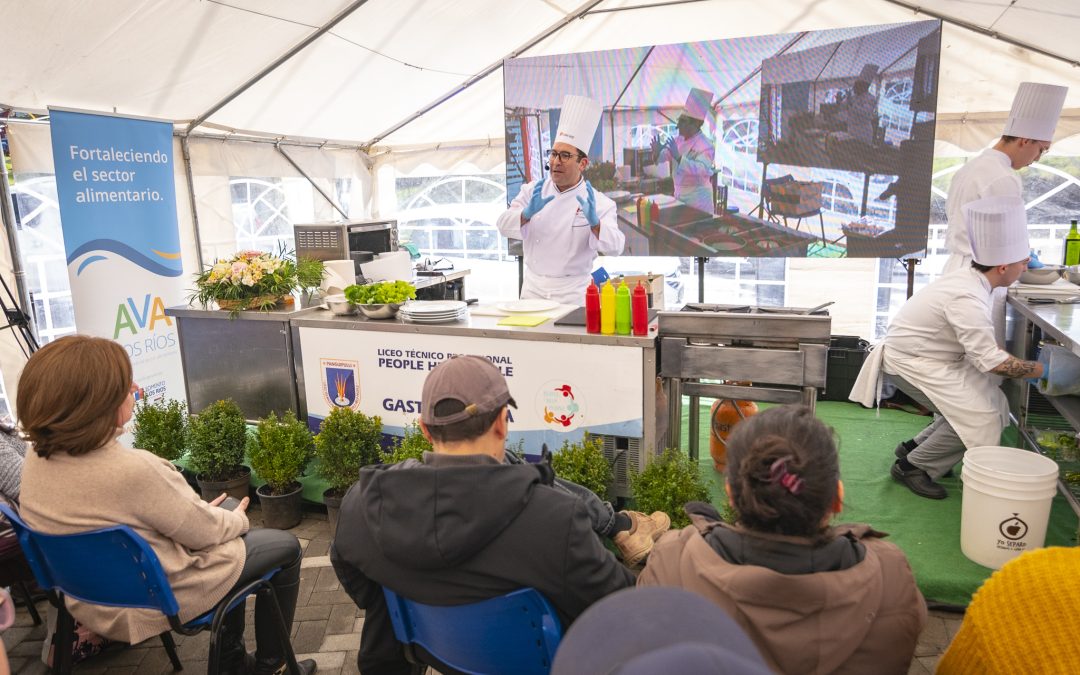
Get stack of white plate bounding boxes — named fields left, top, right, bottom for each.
left=399, top=300, right=469, bottom=324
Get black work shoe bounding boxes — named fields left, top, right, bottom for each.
left=894, top=439, right=917, bottom=459
left=894, top=441, right=953, bottom=478
left=253, top=658, right=317, bottom=675
left=891, top=459, right=947, bottom=499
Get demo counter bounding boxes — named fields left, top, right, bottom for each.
left=166, top=301, right=659, bottom=497
left=290, top=310, right=658, bottom=496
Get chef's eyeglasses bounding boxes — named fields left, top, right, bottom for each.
left=548, top=149, right=585, bottom=163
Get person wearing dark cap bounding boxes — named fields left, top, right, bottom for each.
left=331, top=355, right=664, bottom=675
left=552, top=586, right=772, bottom=675
left=639, top=405, right=926, bottom=675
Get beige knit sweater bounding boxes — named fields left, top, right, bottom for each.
left=19, top=438, right=249, bottom=644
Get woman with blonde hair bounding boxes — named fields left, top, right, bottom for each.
left=16, top=335, right=315, bottom=675
left=639, top=405, right=926, bottom=674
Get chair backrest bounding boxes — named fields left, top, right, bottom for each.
left=383, top=587, right=563, bottom=675
left=0, top=504, right=181, bottom=616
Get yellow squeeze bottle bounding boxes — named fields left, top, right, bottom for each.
left=600, top=280, right=616, bottom=335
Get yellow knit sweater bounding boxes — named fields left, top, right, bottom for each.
left=937, top=546, right=1080, bottom=674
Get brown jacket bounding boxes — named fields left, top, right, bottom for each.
left=20, top=438, right=249, bottom=644
left=639, top=514, right=926, bottom=675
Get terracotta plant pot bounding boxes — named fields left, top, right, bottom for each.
left=257, top=482, right=304, bottom=530
left=196, top=466, right=251, bottom=502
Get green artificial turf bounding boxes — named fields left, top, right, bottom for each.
left=681, top=399, right=1078, bottom=607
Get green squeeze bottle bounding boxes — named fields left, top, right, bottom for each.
left=615, top=277, right=631, bottom=335
left=1064, top=219, right=1080, bottom=267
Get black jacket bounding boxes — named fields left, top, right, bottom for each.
left=331, top=453, right=634, bottom=675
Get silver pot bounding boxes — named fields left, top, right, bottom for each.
left=1066, top=266, right=1080, bottom=285
left=324, top=294, right=357, bottom=315
left=358, top=303, right=401, bottom=320
left=1019, top=266, right=1064, bottom=285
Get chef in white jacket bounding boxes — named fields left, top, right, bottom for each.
left=942, top=82, right=1067, bottom=343
left=850, top=196, right=1046, bottom=500
left=653, top=88, right=716, bottom=213
left=497, top=95, right=625, bottom=305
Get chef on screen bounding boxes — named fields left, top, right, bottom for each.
left=652, top=87, right=717, bottom=213
left=496, top=95, right=625, bottom=305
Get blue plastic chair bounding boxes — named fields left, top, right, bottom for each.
left=0, top=504, right=301, bottom=674
left=383, top=586, right=563, bottom=675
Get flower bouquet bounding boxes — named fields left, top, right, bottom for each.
left=192, top=249, right=325, bottom=315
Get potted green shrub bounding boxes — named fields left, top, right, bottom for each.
left=132, top=397, right=188, bottom=464
left=249, top=411, right=313, bottom=529
left=550, top=433, right=612, bottom=502
left=314, top=407, right=383, bottom=535
left=187, top=399, right=250, bottom=501
left=382, top=421, right=431, bottom=465
left=630, top=448, right=710, bottom=528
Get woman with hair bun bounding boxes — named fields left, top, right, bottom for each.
left=639, top=405, right=926, bottom=675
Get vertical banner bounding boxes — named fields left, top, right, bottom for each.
left=49, top=109, right=186, bottom=403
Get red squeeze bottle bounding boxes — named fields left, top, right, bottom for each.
left=632, top=281, right=649, bottom=336
left=585, top=281, right=601, bottom=334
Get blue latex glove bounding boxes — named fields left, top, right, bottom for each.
left=576, top=181, right=600, bottom=228
left=1029, top=349, right=1051, bottom=385
left=665, top=135, right=681, bottom=163
left=1028, top=250, right=1045, bottom=269
left=522, top=182, right=554, bottom=220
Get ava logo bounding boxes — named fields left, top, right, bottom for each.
left=999, top=513, right=1028, bottom=541
left=114, top=294, right=173, bottom=338
left=537, top=382, right=582, bottom=429
left=321, top=359, right=360, bottom=410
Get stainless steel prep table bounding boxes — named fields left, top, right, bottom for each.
left=165, top=298, right=325, bottom=421
left=1005, top=293, right=1080, bottom=516
left=291, top=309, right=658, bottom=497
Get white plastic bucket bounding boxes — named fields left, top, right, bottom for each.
left=960, top=446, right=1059, bottom=569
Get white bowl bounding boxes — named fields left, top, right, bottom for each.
left=324, top=294, right=357, bottom=315
left=1020, top=266, right=1064, bottom=285
left=357, top=303, right=401, bottom=319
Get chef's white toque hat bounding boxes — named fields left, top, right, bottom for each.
left=680, top=88, right=715, bottom=124
left=554, top=95, right=602, bottom=155
left=1003, top=82, right=1068, bottom=142
left=857, top=64, right=880, bottom=83
left=965, top=196, right=1029, bottom=266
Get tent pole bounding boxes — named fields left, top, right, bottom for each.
left=179, top=136, right=204, bottom=272
left=362, top=0, right=607, bottom=150
left=276, top=144, right=349, bottom=220
left=185, top=0, right=373, bottom=135
left=882, top=0, right=1079, bottom=68
left=0, top=129, right=35, bottom=337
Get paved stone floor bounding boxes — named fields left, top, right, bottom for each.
left=1, top=506, right=963, bottom=674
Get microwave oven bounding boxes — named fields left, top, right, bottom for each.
left=293, top=220, right=399, bottom=263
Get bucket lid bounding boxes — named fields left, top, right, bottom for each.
left=964, top=446, right=1059, bottom=479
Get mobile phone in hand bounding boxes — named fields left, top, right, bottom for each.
left=218, top=496, right=242, bottom=511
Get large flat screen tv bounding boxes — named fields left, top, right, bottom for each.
left=503, top=20, right=941, bottom=259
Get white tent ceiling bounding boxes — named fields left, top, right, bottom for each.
left=2, top=0, right=1079, bottom=151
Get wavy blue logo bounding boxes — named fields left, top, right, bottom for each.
left=70, top=240, right=183, bottom=277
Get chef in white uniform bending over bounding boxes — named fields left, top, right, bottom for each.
left=497, top=95, right=625, bottom=305
left=850, top=196, right=1046, bottom=500
left=942, top=82, right=1067, bottom=343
